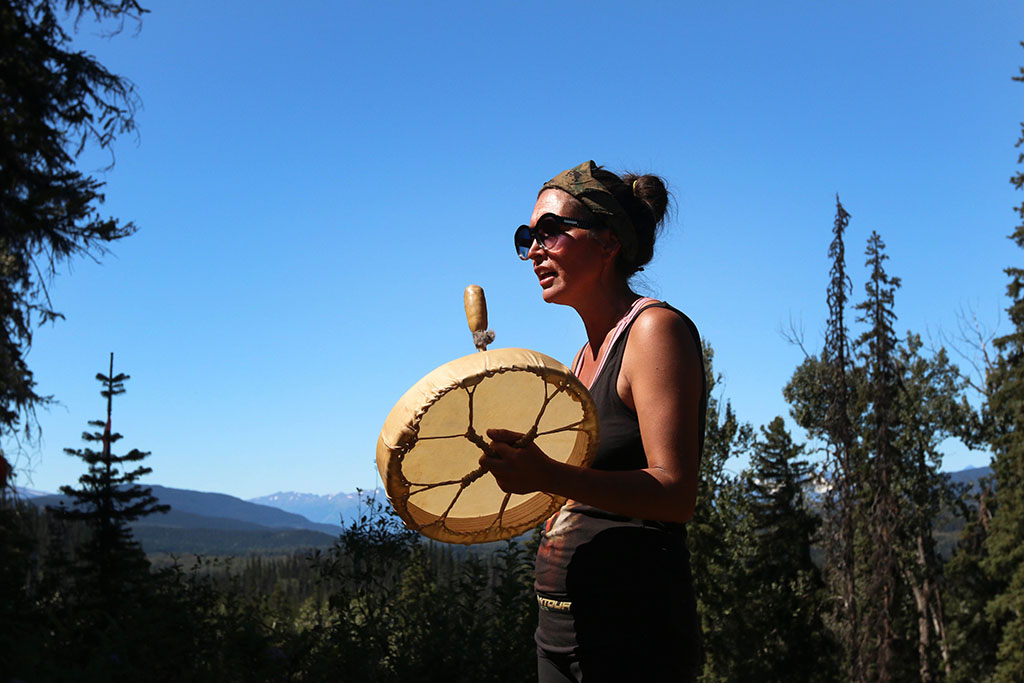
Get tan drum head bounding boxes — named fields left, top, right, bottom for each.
left=377, top=347, right=598, bottom=544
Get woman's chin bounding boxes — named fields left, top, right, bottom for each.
left=540, top=285, right=572, bottom=306
left=540, top=284, right=560, bottom=303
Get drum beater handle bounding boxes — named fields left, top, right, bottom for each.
left=464, top=285, right=494, bottom=352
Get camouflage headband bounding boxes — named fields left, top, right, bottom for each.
left=541, top=160, right=638, bottom=263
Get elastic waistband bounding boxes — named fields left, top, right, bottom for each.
left=562, top=504, right=685, bottom=533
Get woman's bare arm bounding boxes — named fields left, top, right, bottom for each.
left=481, top=307, right=703, bottom=523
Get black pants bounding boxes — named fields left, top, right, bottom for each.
left=537, top=635, right=699, bottom=682
left=537, top=648, right=583, bottom=683
left=535, top=527, right=702, bottom=682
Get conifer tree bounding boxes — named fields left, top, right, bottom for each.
left=1, top=1, right=146, bottom=455
left=823, top=197, right=865, bottom=681
left=54, top=353, right=167, bottom=605
left=853, top=231, right=905, bottom=681
left=784, top=197, right=868, bottom=681
left=688, top=342, right=754, bottom=681
left=0, top=499, right=39, bottom=677
left=980, top=43, right=1024, bottom=683
left=946, top=474, right=999, bottom=682
left=741, top=417, right=836, bottom=682
left=789, top=204, right=976, bottom=682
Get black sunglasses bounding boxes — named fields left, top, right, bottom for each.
left=514, top=213, right=598, bottom=260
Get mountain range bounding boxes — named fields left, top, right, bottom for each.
left=19, top=466, right=991, bottom=555
left=248, top=488, right=385, bottom=527
left=30, top=484, right=340, bottom=534
left=26, top=484, right=345, bottom=555
left=947, top=466, right=994, bottom=488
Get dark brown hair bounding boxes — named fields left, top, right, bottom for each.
left=605, top=170, right=671, bottom=276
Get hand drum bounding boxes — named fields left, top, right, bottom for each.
left=376, top=286, right=599, bottom=544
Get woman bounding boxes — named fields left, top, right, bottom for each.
left=479, top=161, right=707, bottom=682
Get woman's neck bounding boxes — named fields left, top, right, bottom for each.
left=575, top=285, right=640, bottom=359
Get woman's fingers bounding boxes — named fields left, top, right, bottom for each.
left=488, top=440, right=519, bottom=458
left=486, top=428, right=525, bottom=443
left=479, top=439, right=515, bottom=473
left=478, top=434, right=546, bottom=495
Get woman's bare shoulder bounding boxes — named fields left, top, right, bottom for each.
left=628, top=305, right=700, bottom=361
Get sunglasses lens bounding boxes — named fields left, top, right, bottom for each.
left=514, top=225, right=533, bottom=259
left=514, top=215, right=573, bottom=259
left=535, top=217, right=564, bottom=250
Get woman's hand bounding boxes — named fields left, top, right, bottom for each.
left=479, top=428, right=555, bottom=495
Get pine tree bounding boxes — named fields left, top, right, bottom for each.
left=741, top=417, right=836, bottom=682
left=853, top=230, right=905, bottom=682
left=784, top=197, right=868, bottom=681
left=789, top=202, right=977, bottom=682
left=946, top=474, right=999, bottom=682
left=979, top=42, right=1024, bottom=683
left=688, top=341, right=754, bottom=681
left=823, top=197, right=866, bottom=682
left=0, top=0, right=145, bottom=457
left=53, top=353, right=167, bottom=606
left=0, top=500, right=41, bottom=677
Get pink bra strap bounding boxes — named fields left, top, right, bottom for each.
left=573, top=297, right=660, bottom=388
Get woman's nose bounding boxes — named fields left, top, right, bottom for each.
left=527, top=238, right=544, bottom=261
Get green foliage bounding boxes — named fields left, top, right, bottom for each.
left=296, top=494, right=537, bottom=682
left=785, top=200, right=982, bottom=683
left=0, top=347, right=995, bottom=683
left=977, top=41, right=1024, bottom=683
left=52, top=354, right=167, bottom=610
left=893, top=335, right=972, bottom=681
left=689, top=341, right=754, bottom=681
left=0, top=501, right=42, bottom=678
left=133, top=524, right=336, bottom=555
left=4, top=491, right=541, bottom=681
left=739, top=417, right=836, bottom=682
left=0, top=0, right=145, bottom=452
left=853, top=231, right=906, bottom=680
left=946, top=477, right=1000, bottom=682
left=786, top=198, right=867, bottom=681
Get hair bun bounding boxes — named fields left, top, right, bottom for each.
left=623, top=173, right=669, bottom=227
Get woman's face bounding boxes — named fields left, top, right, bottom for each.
left=526, top=189, right=614, bottom=306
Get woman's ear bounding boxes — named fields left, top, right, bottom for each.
left=599, top=232, right=621, bottom=262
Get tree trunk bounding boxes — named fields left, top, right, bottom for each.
left=931, top=583, right=952, bottom=678
left=907, top=570, right=933, bottom=683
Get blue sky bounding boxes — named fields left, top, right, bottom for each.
left=13, top=1, right=1021, bottom=499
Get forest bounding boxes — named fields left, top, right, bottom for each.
left=3, top=1, right=1024, bottom=681
left=2, top=207, right=1021, bottom=679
